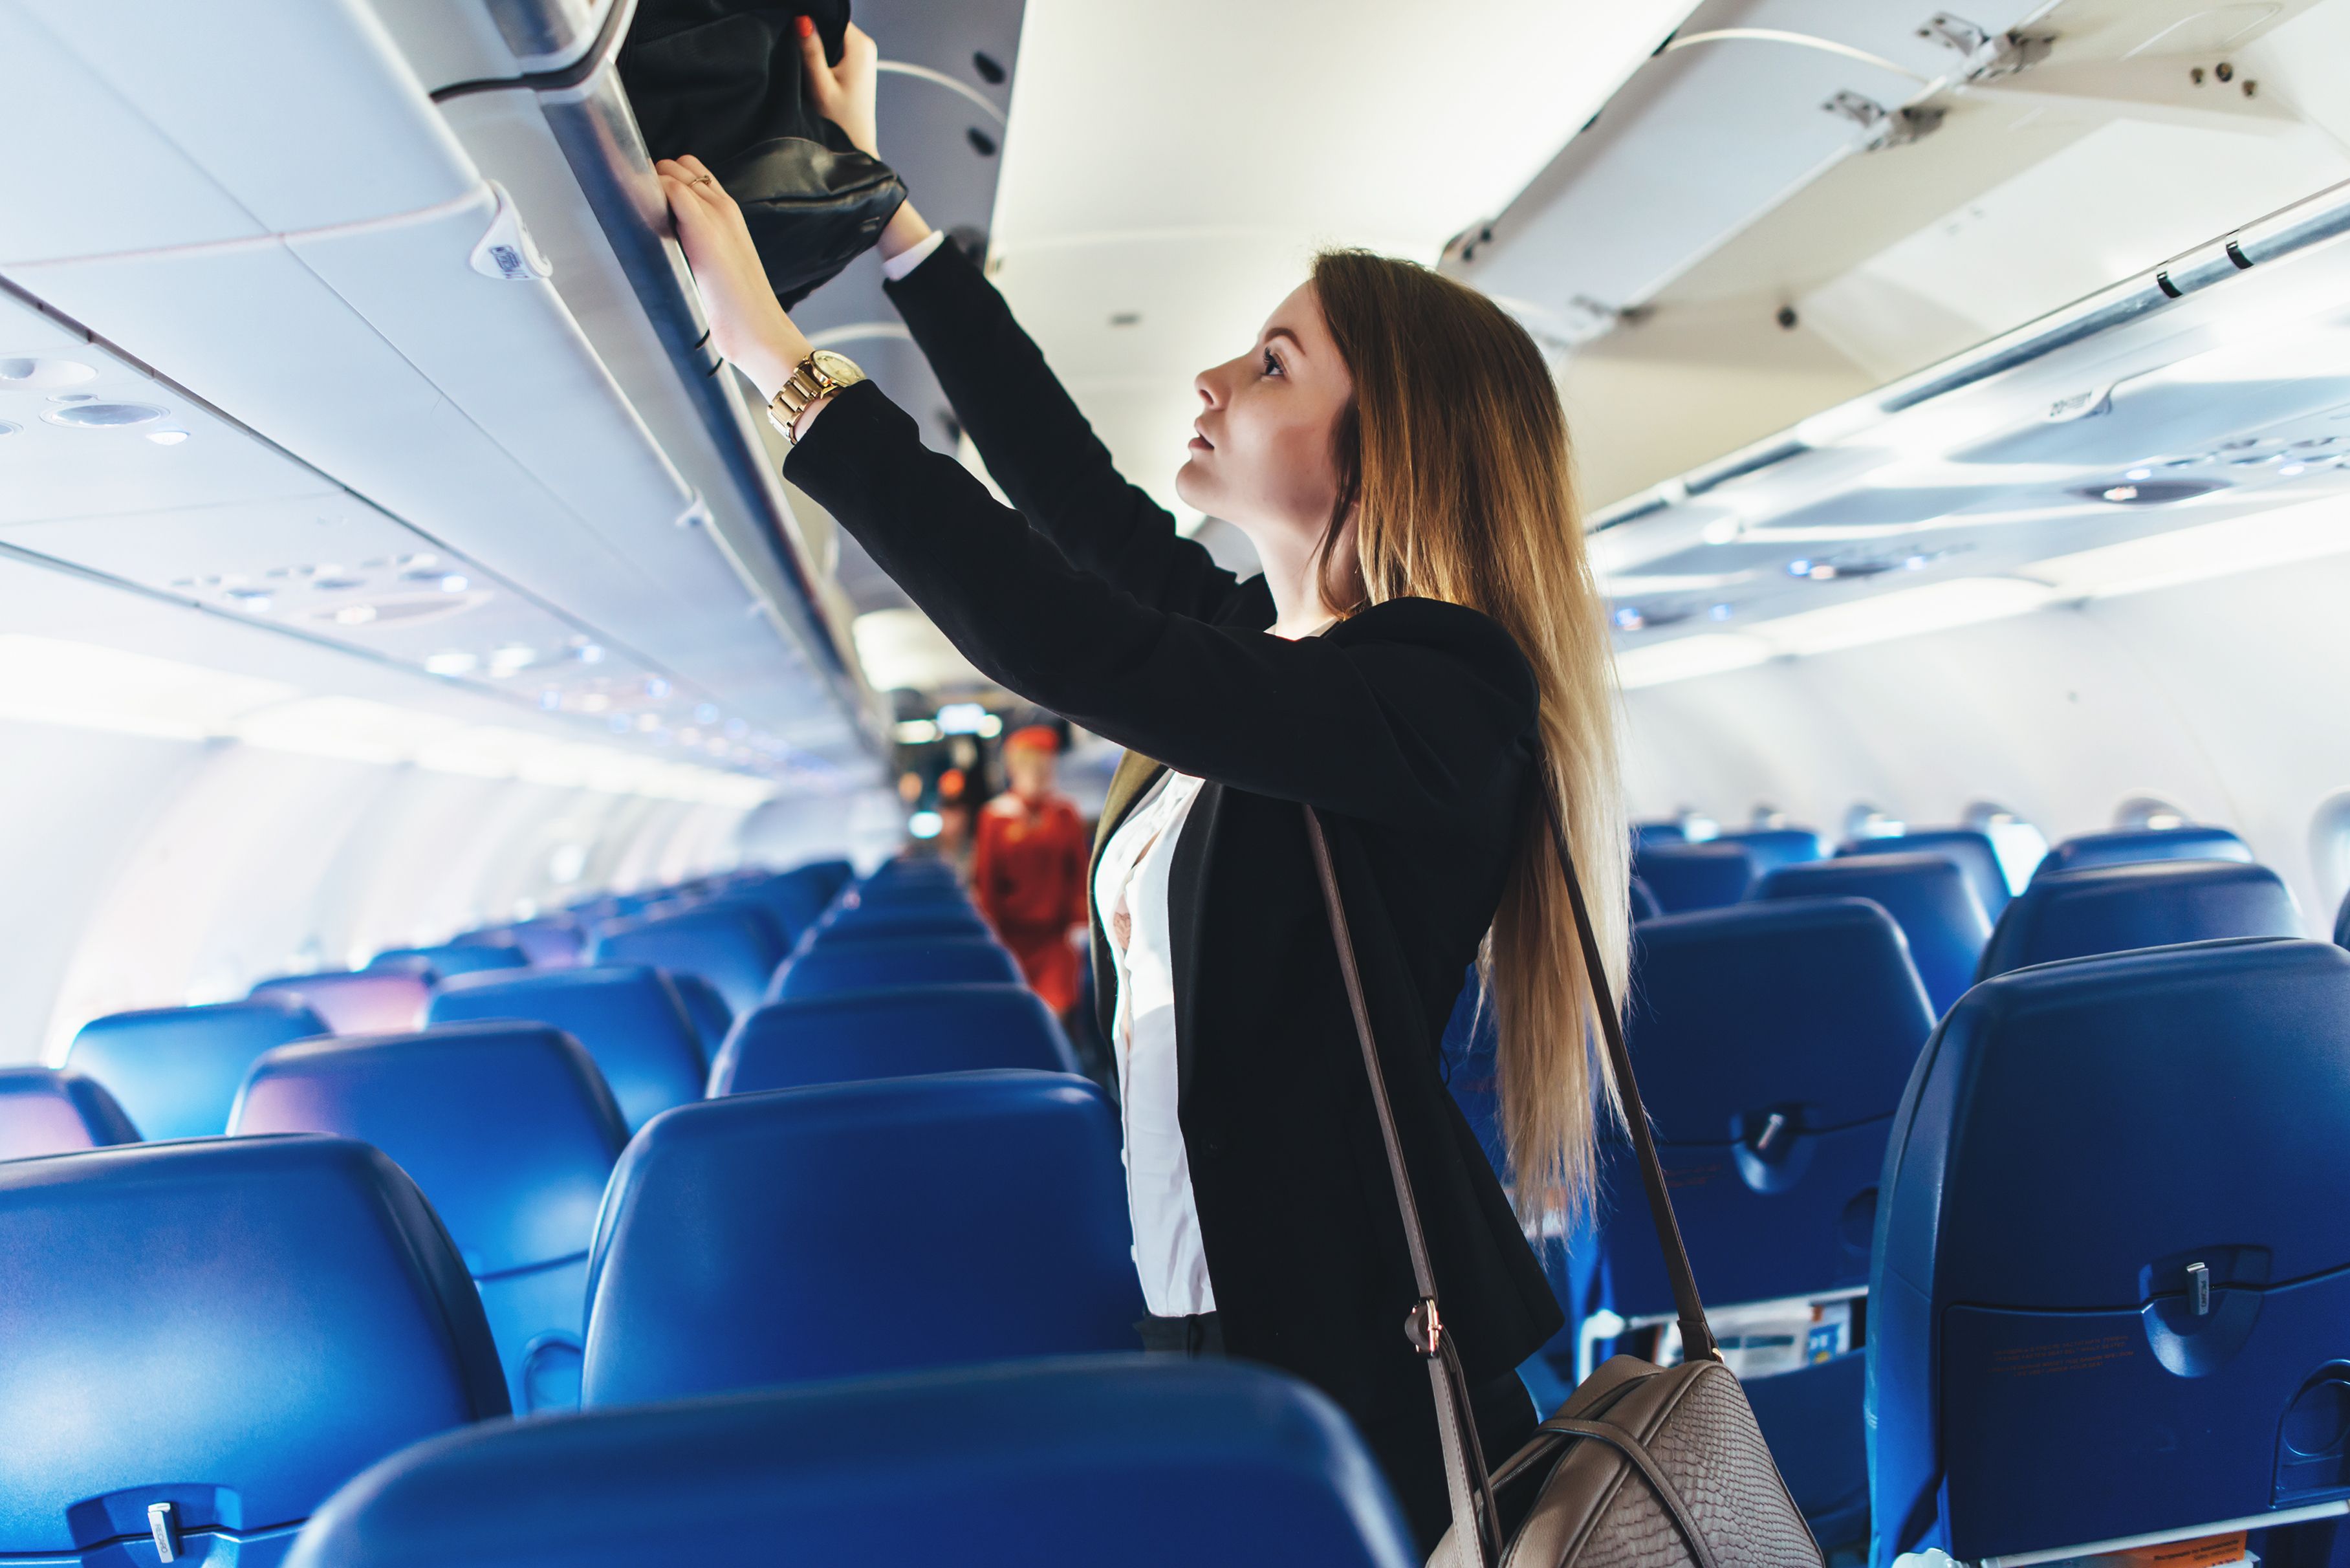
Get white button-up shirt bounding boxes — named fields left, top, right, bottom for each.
left=1093, top=768, right=1215, bottom=1316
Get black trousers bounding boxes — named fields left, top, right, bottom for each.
left=1138, top=1312, right=1538, bottom=1556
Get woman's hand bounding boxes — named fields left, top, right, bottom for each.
left=796, top=17, right=937, bottom=263
left=656, top=154, right=809, bottom=403
left=797, top=17, right=881, bottom=159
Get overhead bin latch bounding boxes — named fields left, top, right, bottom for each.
left=470, top=181, right=554, bottom=283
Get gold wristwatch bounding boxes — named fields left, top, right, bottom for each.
left=766, top=349, right=869, bottom=443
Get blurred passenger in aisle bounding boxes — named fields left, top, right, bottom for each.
left=972, top=726, right=1089, bottom=1016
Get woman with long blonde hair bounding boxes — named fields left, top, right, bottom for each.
left=660, top=21, right=1626, bottom=1550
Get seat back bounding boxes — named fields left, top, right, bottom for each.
left=1631, top=842, right=1758, bottom=912
left=812, top=902, right=992, bottom=944
left=726, top=864, right=846, bottom=946
left=0, top=1137, right=506, bottom=1561
left=367, top=942, right=528, bottom=980
left=588, top=901, right=789, bottom=1019
left=426, top=966, right=704, bottom=1132
left=2034, top=824, right=2252, bottom=881
left=2337, top=885, right=2350, bottom=950
left=1629, top=877, right=1662, bottom=922
left=248, top=970, right=431, bottom=1034
left=1849, top=829, right=2012, bottom=919
left=711, top=985, right=1078, bottom=1096
left=582, top=1071, right=1144, bottom=1406
left=0, top=1068, right=138, bottom=1160
left=1717, top=827, right=1827, bottom=873
left=770, top=935, right=1022, bottom=1002
left=1979, top=860, right=2302, bottom=979
left=1758, top=853, right=1992, bottom=1016
left=287, top=1358, right=1416, bottom=1568
left=232, top=1024, right=630, bottom=1413
left=453, top=917, right=586, bottom=968
left=1872, top=939, right=2350, bottom=1562
left=1594, top=900, right=1933, bottom=1316
left=1633, top=821, right=1688, bottom=851
left=668, top=972, right=734, bottom=1058
left=67, top=997, right=330, bottom=1140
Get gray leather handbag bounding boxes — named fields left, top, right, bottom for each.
left=1303, top=792, right=1825, bottom=1568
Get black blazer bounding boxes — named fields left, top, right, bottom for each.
left=785, top=242, right=1563, bottom=1422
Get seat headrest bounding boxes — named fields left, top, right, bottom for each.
left=248, top=970, right=432, bottom=1034
left=1882, top=938, right=2350, bottom=1309
left=367, top=943, right=528, bottom=980
left=1629, top=899, right=1933, bottom=1141
left=2035, top=825, right=2252, bottom=881
left=813, top=902, right=989, bottom=941
left=232, top=1023, right=628, bottom=1278
left=1979, top=859, right=2302, bottom=979
left=1630, top=842, right=1758, bottom=913
left=1628, top=876, right=1662, bottom=922
left=711, top=984, right=1077, bottom=1096
left=450, top=918, right=583, bottom=968
left=667, top=972, right=735, bottom=1056
left=588, top=902, right=789, bottom=1017
left=1845, top=829, right=2012, bottom=916
left=770, top=935, right=1020, bottom=1002
left=69, top=997, right=331, bottom=1140
left=290, top=1358, right=1415, bottom=1568
left=0, top=1136, right=507, bottom=1556
left=582, top=1071, right=1143, bottom=1408
left=0, top=1067, right=138, bottom=1160
left=427, top=965, right=704, bottom=1132
left=1717, top=827, right=1827, bottom=872
left=1759, top=853, right=1992, bottom=1014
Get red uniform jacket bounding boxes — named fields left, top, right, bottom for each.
left=971, top=789, right=1089, bottom=1014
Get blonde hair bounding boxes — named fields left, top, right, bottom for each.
left=1310, top=248, right=1630, bottom=1228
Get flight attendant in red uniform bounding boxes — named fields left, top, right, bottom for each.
left=971, top=726, right=1089, bottom=1015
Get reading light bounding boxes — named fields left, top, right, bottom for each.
left=423, top=651, right=477, bottom=676
left=146, top=430, right=189, bottom=446
left=1807, top=563, right=1838, bottom=581
left=2125, top=467, right=2152, bottom=481
left=908, top=811, right=944, bottom=839
left=332, top=605, right=377, bottom=626
left=44, top=402, right=165, bottom=428
left=1613, top=606, right=1647, bottom=631
left=1786, top=558, right=1814, bottom=577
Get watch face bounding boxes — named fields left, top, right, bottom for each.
left=809, top=350, right=864, bottom=385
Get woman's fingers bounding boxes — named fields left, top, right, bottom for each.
left=796, top=14, right=833, bottom=100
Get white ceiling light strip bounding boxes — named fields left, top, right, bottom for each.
left=0, top=635, right=775, bottom=807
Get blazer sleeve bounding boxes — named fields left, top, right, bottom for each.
left=882, top=243, right=1246, bottom=623
left=787, top=383, right=1536, bottom=831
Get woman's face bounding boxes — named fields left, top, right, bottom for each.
left=1175, top=282, right=1355, bottom=555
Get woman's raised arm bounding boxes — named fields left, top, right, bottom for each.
left=787, top=22, right=1245, bottom=621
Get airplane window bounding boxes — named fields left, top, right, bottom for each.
left=1677, top=811, right=1720, bottom=842
left=1964, top=802, right=2051, bottom=895
left=1843, top=805, right=1906, bottom=843
left=2309, top=790, right=2350, bottom=916
left=2114, top=795, right=2192, bottom=832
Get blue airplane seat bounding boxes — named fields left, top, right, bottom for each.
left=581, top=1071, right=1144, bottom=1408
left=1718, top=827, right=1829, bottom=873
left=1871, top=938, right=2350, bottom=1563
left=2034, top=824, right=2252, bottom=881
left=809, top=900, right=992, bottom=945
left=455, top=917, right=585, bottom=968
left=587, top=900, right=788, bottom=1019
left=232, top=1023, right=630, bottom=1415
left=863, top=856, right=961, bottom=889
left=1978, top=860, right=2302, bottom=980
left=668, top=972, right=733, bottom=1059
left=1758, top=852, right=1992, bottom=1016
left=0, top=1067, right=138, bottom=1160
left=769, top=935, right=1022, bottom=1003
left=1631, top=841, right=1758, bottom=912
left=2336, top=886, right=2350, bottom=950
left=1629, top=876, right=1662, bottom=922
left=248, top=969, right=432, bottom=1034
left=286, top=1358, right=1417, bottom=1568
left=67, top=997, right=331, bottom=1140
left=1583, top=899, right=1932, bottom=1549
left=727, top=864, right=848, bottom=945
left=710, top=984, right=1079, bottom=1096
left=1633, top=821, right=1688, bottom=851
left=368, top=941, right=528, bottom=980
left=427, top=966, right=704, bottom=1133
left=1842, top=829, right=2013, bottom=919
left=0, top=1136, right=508, bottom=1565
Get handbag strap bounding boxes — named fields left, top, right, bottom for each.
left=1529, top=776, right=1719, bottom=1365
left=1300, top=779, right=1721, bottom=1563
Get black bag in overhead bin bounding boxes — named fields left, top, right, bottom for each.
left=620, top=0, right=906, bottom=309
